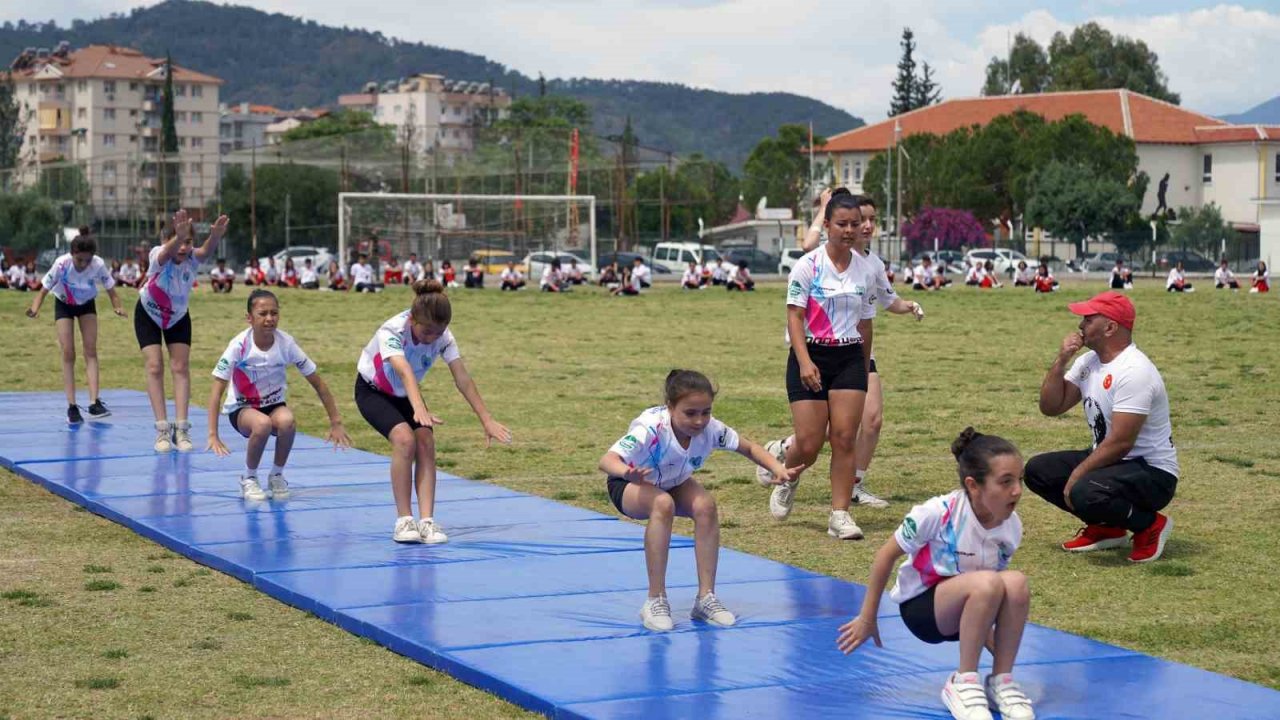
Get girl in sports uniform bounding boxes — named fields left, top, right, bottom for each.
left=137, top=210, right=228, bottom=452
left=601, top=369, right=799, bottom=632
left=26, top=234, right=128, bottom=425
left=837, top=428, right=1035, bottom=720
left=207, top=289, right=351, bottom=501
left=355, top=279, right=511, bottom=543
left=1252, top=261, right=1270, bottom=293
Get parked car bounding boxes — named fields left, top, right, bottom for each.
left=724, top=247, right=780, bottom=274
left=261, top=246, right=335, bottom=276
left=596, top=252, right=671, bottom=274
left=779, top=247, right=806, bottom=275
left=651, top=241, right=735, bottom=275
left=1155, top=250, right=1215, bottom=272
left=523, top=250, right=595, bottom=282
left=1081, top=252, right=1144, bottom=273
left=469, top=248, right=521, bottom=276
left=964, top=248, right=1039, bottom=276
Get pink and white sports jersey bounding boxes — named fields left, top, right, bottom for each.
left=608, top=406, right=740, bottom=491
left=42, top=253, right=114, bottom=305
left=357, top=310, right=461, bottom=397
left=213, top=328, right=317, bottom=414
left=140, top=245, right=200, bottom=329
left=862, top=252, right=897, bottom=319
left=786, top=246, right=877, bottom=345
left=889, top=489, right=1022, bottom=604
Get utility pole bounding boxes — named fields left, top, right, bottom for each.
left=284, top=192, right=291, bottom=249
left=894, top=120, right=903, bottom=259
left=250, top=144, right=257, bottom=254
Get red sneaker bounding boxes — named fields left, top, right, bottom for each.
left=1128, top=513, right=1173, bottom=563
left=1062, top=524, right=1128, bottom=552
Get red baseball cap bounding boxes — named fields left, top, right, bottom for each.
left=1068, top=291, right=1135, bottom=330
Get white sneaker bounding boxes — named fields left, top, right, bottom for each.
left=239, top=475, right=267, bottom=501
left=755, top=437, right=792, bottom=487
left=640, top=595, right=674, bottom=632
left=851, top=481, right=890, bottom=508
left=418, top=518, right=448, bottom=544
left=691, top=592, right=736, bottom=627
left=942, top=672, right=994, bottom=720
left=769, top=480, right=798, bottom=520
left=828, top=509, right=864, bottom=540
left=267, top=472, right=289, bottom=499
left=153, top=421, right=172, bottom=453
left=393, top=516, right=422, bottom=543
left=985, top=673, right=1036, bottom=720
left=172, top=420, right=194, bottom=452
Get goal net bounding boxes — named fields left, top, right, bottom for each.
left=338, top=192, right=597, bottom=271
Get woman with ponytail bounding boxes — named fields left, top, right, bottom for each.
left=837, top=428, right=1036, bottom=720
left=355, top=278, right=512, bottom=544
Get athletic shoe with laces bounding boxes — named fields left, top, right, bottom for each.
left=172, top=420, right=194, bottom=452
left=1061, top=524, right=1128, bottom=552
left=691, top=592, right=737, bottom=627
left=67, top=405, right=84, bottom=425
left=756, top=437, right=792, bottom=487
left=941, top=672, right=994, bottom=720
left=828, top=509, right=864, bottom=540
left=769, top=480, right=798, bottom=519
left=1128, top=513, right=1173, bottom=563
left=393, top=516, right=422, bottom=543
left=239, top=475, right=268, bottom=501
left=86, top=399, right=111, bottom=420
left=153, top=421, right=173, bottom=452
left=851, top=481, right=890, bottom=508
left=267, top=472, right=289, bottom=499
left=985, top=673, right=1036, bottom=720
left=418, top=518, right=448, bottom=544
left=640, top=595, right=674, bottom=632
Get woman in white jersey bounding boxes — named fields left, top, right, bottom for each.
left=838, top=428, right=1035, bottom=720
left=136, top=210, right=228, bottom=453
left=355, top=279, right=512, bottom=543
left=602, top=370, right=800, bottom=632
left=207, top=289, right=351, bottom=501
left=25, top=234, right=128, bottom=425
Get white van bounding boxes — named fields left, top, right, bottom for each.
left=651, top=242, right=734, bottom=274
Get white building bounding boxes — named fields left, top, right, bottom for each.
left=219, top=102, right=280, bottom=154
left=10, top=43, right=223, bottom=219
left=820, top=89, right=1280, bottom=264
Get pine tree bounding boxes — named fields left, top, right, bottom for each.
left=888, top=28, right=917, bottom=117
left=0, top=71, right=26, bottom=184
left=160, top=52, right=181, bottom=213
left=912, top=62, right=941, bottom=109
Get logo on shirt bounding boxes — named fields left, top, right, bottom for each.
left=717, top=430, right=728, bottom=447
left=1103, top=374, right=1113, bottom=390
left=787, top=280, right=803, bottom=301
left=900, top=517, right=918, bottom=540
left=618, top=434, right=638, bottom=451
left=215, top=358, right=230, bottom=373
left=386, top=336, right=403, bottom=351
left=997, top=542, right=1013, bottom=567
left=691, top=456, right=704, bottom=469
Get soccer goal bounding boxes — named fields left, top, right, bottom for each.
left=337, top=192, right=598, bottom=270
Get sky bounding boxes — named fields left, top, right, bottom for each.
left=4, top=1, right=1279, bottom=121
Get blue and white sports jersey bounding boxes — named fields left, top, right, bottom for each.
left=608, top=406, right=740, bottom=491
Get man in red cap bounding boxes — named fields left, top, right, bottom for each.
left=1026, top=291, right=1179, bottom=563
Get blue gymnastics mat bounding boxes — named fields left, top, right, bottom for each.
left=3, top=389, right=1278, bottom=719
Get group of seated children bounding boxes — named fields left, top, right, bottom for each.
left=681, top=260, right=754, bottom=291
left=1214, top=259, right=1269, bottom=293
left=240, top=257, right=325, bottom=292
left=963, top=260, right=1003, bottom=289
left=599, top=257, right=652, bottom=297
left=0, top=260, right=42, bottom=291
left=911, top=256, right=953, bottom=291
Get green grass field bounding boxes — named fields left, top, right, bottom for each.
left=1, top=278, right=1278, bottom=718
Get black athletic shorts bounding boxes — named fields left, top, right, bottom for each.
left=606, top=476, right=630, bottom=515
left=869, top=357, right=878, bottom=374
left=786, top=342, right=868, bottom=402
left=899, top=585, right=960, bottom=644
left=354, top=375, right=427, bottom=438
left=133, top=299, right=192, bottom=348
left=54, top=297, right=96, bottom=320
left=228, top=402, right=287, bottom=438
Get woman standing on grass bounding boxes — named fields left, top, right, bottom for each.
left=837, top=428, right=1035, bottom=720
left=354, top=278, right=511, bottom=544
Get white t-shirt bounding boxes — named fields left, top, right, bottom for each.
left=351, top=262, right=374, bottom=286
left=786, top=246, right=876, bottom=344
left=1064, top=344, right=1179, bottom=477
left=1166, top=268, right=1185, bottom=288
left=357, top=310, right=461, bottom=397
left=210, top=266, right=236, bottom=282
left=300, top=266, right=318, bottom=284
left=682, top=268, right=701, bottom=285
left=140, top=245, right=200, bottom=329
left=1214, top=267, right=1235, bottom=284
left=404, top=260, right=423, bottom=281
left=243, top=265, right=258, bottom=281
left=264, top=264, right=280, bottom=283
left=213, top=328, right=317, bottom=414
left=608, top=406, right=740, bottom=491
left=567, top=264, right=584, bottom=280
left=120, top=262, right=141, bottom=283
left=1255, top=268, right=1270, bottom=283
left=1013, top=267, right=1032, bottom=284
left=7, top=265, right=25, bottom=286
left=710, top=262, right=728, bottom=281
left=966, top=265, right=981, bottom=283
left=501, top=267, right=524, bottom=283
left=890, top=489, right=1022, bottom=604
left=42, top=254, right=114, bottom=305
left=540, top=266, right=562, bottom=288
left=632, top=264, right=651, bottom=285
left=912, top=264, right=930, bottom=286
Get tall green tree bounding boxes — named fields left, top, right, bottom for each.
left=913, top=62, right=942, bottom=109
left=213, top=163, right=340, bottom=258
left=157, top=53, right=180, bottom=214
left=1024, top=160, right=1139, bottom=256
left=635, top=154, right=738, bottom=238
left=0, top=71, right=25, bottom=180
left=982, top=33, right=1050, bottom=95
left=742, top=124, right=821, bottom=216
left=889, top=28, right=918, bottom=117
left=0, top=190, right=60, bottom=251
left=1170, top=202, right=1228, bottom=256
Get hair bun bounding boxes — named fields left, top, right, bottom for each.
left=413, top=278, right=445, bottom=296
left=951, top=426, right=982, bottom=459
left=831, top=187, right=853, bottom=198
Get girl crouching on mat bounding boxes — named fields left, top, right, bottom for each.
left=355, top=278, right=511, bottom=544
left=600, top=369, right=802, bottom=632
left=207, top=289, right=351, bottom=501
left=837, top=428, right=1034, bottom=720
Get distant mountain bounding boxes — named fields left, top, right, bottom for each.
left=1220, top=95, right=1280, bottom=125
left=0, top=0, right=862, bottom=169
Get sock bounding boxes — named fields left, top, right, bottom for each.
left=271, top=464, right=285, bottom=476
left=420, top=516, right=434, bottom=523
left=855, top=469, right=867, bottom=485
left=245, top=465, right=258, bottom=478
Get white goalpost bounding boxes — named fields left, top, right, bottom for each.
left=338, top=192, right=598, bottom=272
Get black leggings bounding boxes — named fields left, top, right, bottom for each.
left=1024, top=450, right=1176, bottom=532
